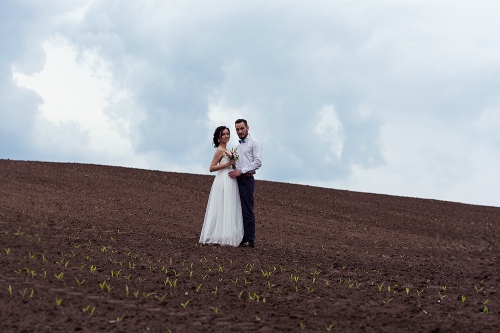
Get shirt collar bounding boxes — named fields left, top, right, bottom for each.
left=239, top=135, right=248, bottom=144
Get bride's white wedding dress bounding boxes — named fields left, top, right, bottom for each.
left=199, top=155, right=244, bottom=246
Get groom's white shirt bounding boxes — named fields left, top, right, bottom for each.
left=236, top=135, right=262, bottom=175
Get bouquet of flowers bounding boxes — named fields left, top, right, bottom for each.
left=225, top=148, right=239, bottom=169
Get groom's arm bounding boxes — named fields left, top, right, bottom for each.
left=241, top=140, right=262, bottom=174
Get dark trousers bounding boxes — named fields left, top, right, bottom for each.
left=237, top=176, right=255, bottom=243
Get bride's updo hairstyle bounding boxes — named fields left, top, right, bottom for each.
left=213, top=126, right=230, bottom=148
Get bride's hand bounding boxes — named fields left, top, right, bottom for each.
left=228, top=159, right=236, bottom=167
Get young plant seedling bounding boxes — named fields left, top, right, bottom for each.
left=55, top=272, right=64, bottom=281
left=210, top=306, right=222, bottom=314
left=74, top=277, right=85, bottom=286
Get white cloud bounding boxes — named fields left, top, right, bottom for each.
left=12, top=36, right=147, bottom=168
left=315, top=105, right=344, bottom=160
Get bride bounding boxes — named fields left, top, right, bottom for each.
left=199, top=126, right=244, bottom=246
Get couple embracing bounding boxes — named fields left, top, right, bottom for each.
left=199, top=119, right=262, bottom=248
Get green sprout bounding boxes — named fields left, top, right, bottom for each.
left=261, top=269, right=272, bottom=278
left=74, top=277, right=85, bottom=286
left=143, top=292, right=155, bottom=298
left=82, top=305, right=96, bottom=315
left=180, top=300, right=190, bottom=309
left=54, top=272, right=64, bottom=281
left=383, top=298, right=393, bottom=305
left=211, top=306, right=222, bottom=314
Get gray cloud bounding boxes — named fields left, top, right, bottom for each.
left=1, top=1, right=499, bottom=206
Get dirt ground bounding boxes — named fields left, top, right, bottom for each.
left=0, top=159, right=498, bottom=332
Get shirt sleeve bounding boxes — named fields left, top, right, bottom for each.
left=242, top=139, right=262, bottom=174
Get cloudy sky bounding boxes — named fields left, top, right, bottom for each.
left=1, top=0, right=499, bottom=207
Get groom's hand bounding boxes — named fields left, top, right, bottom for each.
left=228, top=169, right=241, bottom=178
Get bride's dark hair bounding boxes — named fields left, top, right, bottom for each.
left=213, top=126, right=230, bottom=148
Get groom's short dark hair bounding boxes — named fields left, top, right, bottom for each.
left=235, top=119, right=248, bottom=126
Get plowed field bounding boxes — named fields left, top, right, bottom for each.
left=0, top=159, right=498, bottom=332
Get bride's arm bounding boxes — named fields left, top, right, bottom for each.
left=209, top=148, right=232, bottom=172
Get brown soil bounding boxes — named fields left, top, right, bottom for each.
left=0, top=159, right=498, bottom=332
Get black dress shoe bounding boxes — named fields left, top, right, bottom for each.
left=248, top=242, right=255, bottom=248
left=238, top=242, right=247, bottom=247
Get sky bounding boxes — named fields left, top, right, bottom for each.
left=1, top=0, right=499, bottom=207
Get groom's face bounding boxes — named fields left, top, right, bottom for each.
left=235, top=122, right=249, bottom=139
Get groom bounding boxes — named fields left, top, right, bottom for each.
left=229, top=119, right=262, bottom=248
